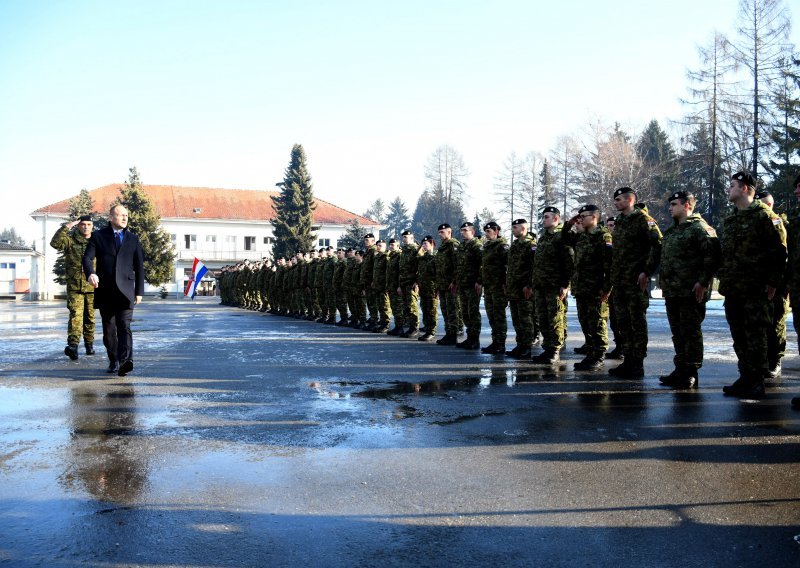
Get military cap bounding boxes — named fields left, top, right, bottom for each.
left=732, top=171, right=756, bottom=188
left=460, top=222, right=474, bottom=229
left=613, top=187, right=636, bottom=198
left=578, top=205, right=599, bottom=214
left=355, top=250, right=364, bottom=257
left=78, top=214, right=93, bottom=222
left=326, top=245, right=334, bottom=251
left=401, top=229, right=413, bottom=236
left=542, top=206, right=560, bottom=215
left=511, top=218, right=528, bottom=226
left=363, top=233, right=375, bottom=239
left=483, top=221, right=501, bottom=231
left=388, top=238, right=397, bottom=244
left=755, top=189, right=772, bottom=199
left=318, top=248, right=325, bottom=253
left=345, top=247, right=353, bottom=252
left=437, top=223, right=451, bottom=231
left=607, top=216, right=616, bottom=223
left=667, top=190, right=693, bottom=202
left=421, top=235, right=435, bottom=244
left=376, top=239, right=385, bottom=244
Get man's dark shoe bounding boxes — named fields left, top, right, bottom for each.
left=531, top=348, right=559, bottom=365
left=84, top=342, right=95, bottom=355
left=64, top=344, right=79, bottom=361
left=418, top=332, right=436, bottom=342
left=606, top=346, right=624, bottom=360
left=573, top=344, right=589, bottom=355
left=723, top=377, right=765, bottom=399
left=118, top=359, right=134, bottom=377
left=574, top=356, right=604, bottom=371
left=106, top=361, right=119, bottom=373
left=436, top=333, right=457, bottom=346
left=401, top=328, right=419, bottom=339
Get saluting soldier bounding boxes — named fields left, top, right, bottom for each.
left=386, top=239, right=406, bottom=335
left=755, top=189, right=790, bottom=380
left=505, top=219, right=537, bottom=358
left=50, top=215, right=97, bottom=360
left=417, top=235, right=439, bottom=342
left=719, top=172, right=787, bottom=399
left=398, top=230, right=421, bottom=338
left=454, top=222, right=483, bottom=349
left=658, top=191, right=721, bottom=388
left=531, top=207, right=574, bottom=365
left=371, top=240, right=392, bottom=333
left=608, top=187, right=662, bottom=378
left=435, top=224, right=462, bottom=345
left=480, top=221, right=509, bottom=354
left=562, top=205, right=612, bottom=371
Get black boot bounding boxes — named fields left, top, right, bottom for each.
left=573, top=344, right=589, bottom=355
left=461, top=335, right=480, bottom=350
left=84, top=342, right=95, bottom=356
left=606, top=345, right=624, bottom=360
left=418, top=332, right=436, bottom=342
left=481, top=341, right=498, bottom=354
left=64, top=344, right=79, bottom=361
left=723, top=376, right=765, bottom=398
left=531, top=348, right=559, bottom=365
left=574, top=355, right=604, bottom=371
left=401, top=328, right=419, bottom=339
left=658, top=367, right=681, bottom=385
left=436, top=333, right=457, bottom=346
left=387, top=326, right=404, bottom=336
left=610, top=358, right=644, bottom=378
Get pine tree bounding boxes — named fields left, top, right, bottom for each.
left=271, top=144, right=317, bottom=258
left=383, top=197, right=411, bottom=240
left=337, top=218, right=367, bottom=250
left=363, top=199, right=387, bottom=225
left=764, top=54, right=800, bottom=211
left=53, top=189, right=100, bottom=285
left=117, top=167, right=175, bottom=287
left=678, top=123, right=729, bottom=226
left=636, top=119, right=679, bottom=228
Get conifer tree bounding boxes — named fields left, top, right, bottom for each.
left=337, top=218, right=367, bottom=250
left=117, top=167, right=175, bottom=287
left=271, top=144, right=317, bottom=258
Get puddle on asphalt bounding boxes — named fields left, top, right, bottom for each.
left=352, top=377, right=482, bottom=399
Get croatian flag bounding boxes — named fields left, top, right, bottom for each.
left=184, top=258, right=208, bottom=299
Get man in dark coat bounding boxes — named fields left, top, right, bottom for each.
left=83, top=204, right=145, bottom=376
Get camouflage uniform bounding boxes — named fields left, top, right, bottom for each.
left=787, top=208, right=800, bottom=351
left=532, top=224, right=573, bottom=354
left=361, top=245, right=378, bottom=325
left=660, top=213, right=721, bottom=374
left=564, top=224, right=612, bottom=360
left=387, top=249, right=405, bottom=331
left=719, top=201, right=787, bottom=385
left=372, top=249, right=392, bottom=329
left=417, top=249, right=438, bottom=336
left=435, top=237, right=461, bottom=340
left=50, top=223, right=95, bottom=349
left=398, top=242, right=421, bottom=333
left=333, top=256, right=349, bottom=323
left=323, top=255, right=337, bottom=322
left=766, top=213, right=790, bottom=371
left=610, top=207, right=662, bottom=363
left=455, top=236, right=483, bottom=344
left=506, top=232, right=537, bottom=351
left=349, top=259, right=367, bottom=326
left=481, top=236, right=509, bottom=347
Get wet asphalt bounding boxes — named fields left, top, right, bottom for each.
left=0, top=297, right=798, bottom=567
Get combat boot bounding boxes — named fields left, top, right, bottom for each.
left=418, top=332, right=436, bottom=342
left=489, top=343, right=506, bottom=354
left=658, top=367, right=681, bottom=385
left=84, top=342, right=95, bottom=355
left=531, top=348, right=559, bottom=365
left=481, top=341, right=498, bottom=354
left=64, top=344, right=79, bottom=361
left=436, top=333, right=457, bottom=346
left=387, top=326, right=403, bottom=336
left=461, top=335, right=480, bottom=350
left=573, top=344, right=589, bottom=355
left=401, top=328, right=419, bottom=339
left=668, top=366, right=698, bottom=389
left=375, top=324, right=389, bottom=334
left=723, top=376, right=765, bottom=398
left=456, top=336, right=471, bottom=348
left=335, top=319, right=348, bottom=326
left=574, top=355, right=604, bottom=371
left=610, top=358, right=644, bottom=378
left=606, top=345, right=624, bottom=359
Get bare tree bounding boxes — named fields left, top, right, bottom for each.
left=424, top=144, right=470, bottom=210
left=550, top=135, right=582, bottom=214
left=519, top=151, right=545, bottom=226
left=494, top=151, right=526, bottom=230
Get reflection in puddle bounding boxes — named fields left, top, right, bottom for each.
left=353, top=377, right=482, bottom=399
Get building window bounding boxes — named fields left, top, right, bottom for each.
left=318, top=238, right=330, bottom=247
left=170, top=234, right=177, bottom=245
left=184, top=234, right=197, bottom=250
left=0, top=263, right=6, bottom=269
left=225, top=236, right=236, bottom=250
left=9, top=263, right=15, bottom=269
left=244, top=236, right=256, bottom=251
left=206, top=235, right=217, bottom=244
left=263, top=237, right=275, bottom=245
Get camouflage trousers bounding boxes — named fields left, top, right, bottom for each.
left=312, top=288, right=324, bottom=317
left=365, top=288, right=379, bottom=323
left=613, top=284, right=650, bottom=360
left=400, top=285, right=420, bottom=330
left=66, top=290, right=95, bottom=345
left=483, top=286, right=507, bottom=344
left=724, top=294, right=770, bottom=379
left=534, top=288, right=567, bottom=351
left=349, top=291, right=367, bottom=324
left=608, top=290, right=620, bottom=345
left=389, top=290, right=406, bottom=328
left=438, top=288, right=461, bottom=335
left=325, top=288, right=337, bottom=319
left=664, top=296, right=706, bottom=369
left=334, top=289, right=349, bottom=321
left=419, top=289, right=438, bottom=334
left=767, top=293, right=789, bottom=366
left=458, top=287, right=481, bottom=337
left=376, top=290, right=392, bottom=326
left=575, top=294, right=608, bottom=358
left=508, top=297, right=535, bottom=348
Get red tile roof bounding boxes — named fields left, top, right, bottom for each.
left=31, top=184, right=378, bottom=225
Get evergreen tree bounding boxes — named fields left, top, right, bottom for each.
left=636, top=119, right=679, bottom=228
left=678, top=123, right=729, bottom=226
left=0, top=227, right=27, bottom=246
left=410, top=189, right=467, bottom=239
left=363, top=199, right=387, bottom=225
left=117, top=167, right=175, bottom=287
left=271, top=144, right=317, bottom=257
left=764, top=55, right=800, bottom=211
left=337, top=218, right=367, bottom=250
left=383, top=197, right=411, bottom=240
left=536, top=161, right=556, bottom=233
left=53, top=189, right=103, bottom=285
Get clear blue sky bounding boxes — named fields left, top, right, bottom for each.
left=1, top=0, right=798, bottom=242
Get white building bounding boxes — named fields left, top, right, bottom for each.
left=0, top=242, right=44, bottom=300
left=31, top=184, right=381, bottom=300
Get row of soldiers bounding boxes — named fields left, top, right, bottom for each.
left=217, top=172, right=800, bottom=408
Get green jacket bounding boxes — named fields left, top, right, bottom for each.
left=398, top=242, right=420, bottom=287
left=660, top=213, right=721, bottom=298
left=323, top=256, right=336, bottom=287
left=417, top=250, right=437, bottom=295
left=387, top=251, right=401, bottom=291
left=435, top=238, right=459, bottom=290
left=481, top=237, right=508, bottom=290
left=610, top=207, right=662, bottom=287
left=532, top=224, right=573, bottom=290
left=506, top=232, right=536, bottom=299
left=333, top=258, right=346, bottom=291
left=372, top=251, right=389, bottom=292
left=360, top=245, right=377, bottom=288
left=50, top=223, right=95, bottom=293
left=455, top=237, right=483, bottom=288
left=718, top=200, right=787, bottom=297
left=564, top=225, right=613, bottom=296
